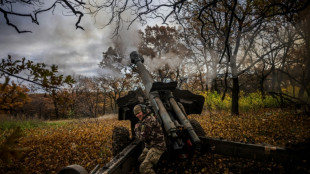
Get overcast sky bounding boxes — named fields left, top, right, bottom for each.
left=0, top=5, right=146, bottom=78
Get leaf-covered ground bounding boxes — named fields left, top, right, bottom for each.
left=190, top=108, right=310, bottom=146
left=1, top=118, right=131, bottom=174
left=1, top=108, right=310, bottom=174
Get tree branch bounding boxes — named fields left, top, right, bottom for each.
left=218, top=0, right=237, bottom=64
left=0, top=0, right=86, bottom=33
left=0, top=69, right=59, bottom=89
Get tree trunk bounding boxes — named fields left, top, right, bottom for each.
left=103, top=93, right=106, bottom=115
left=259, top=77, right=265, bottom=99
left=95, top=89, right=99, bottom=117
left=231, top=77, right=239, bottom=115
left=199, top=72, right=204, bottom=92
left=271, top=70, right=278, bottom=93
left=110, top=96, right=114, bottom=113
left=230, top=26, right=241, bottom=116
left=115, top=93, right=119, bottom=112
left=53, top=99, right=59, bottom=119
left=211, top=78, right=219, bottom=93
left=39, top=103, right=42, bottom=119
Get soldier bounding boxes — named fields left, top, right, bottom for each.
left=133, top=104, right=166, bottom=174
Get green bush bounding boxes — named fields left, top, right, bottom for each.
left=202, top=91, right=231, bottom=111
left=263, top=95, right=282, bottom=108
left=239, top=91, right=264, bottom=111
left=202, top=91, right=282, bottom=112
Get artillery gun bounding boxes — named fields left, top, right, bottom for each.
left=114, top=51, right=207, bottom=159
left=59, top=52, right=309, bottom=174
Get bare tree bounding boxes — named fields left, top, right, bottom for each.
left=0, top=0, right=85, bottom=33
left=73, top=76, right=100, bottom=117
left=2, top=0, right=308, bottom=38
left=180, top=9, right=226, bottom=92
left=291, top=7, right=310, bottom=99
left=138, top=25, right=188, bottom=83
left=4, top=0, right=309, bottom=115
left=99, top=75, right=132, bottom=113
left=88, top=0, right=308, bottom=115
left=182, top=0, right=309, bottom=115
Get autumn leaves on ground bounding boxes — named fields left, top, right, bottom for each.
left=1, top=109, right=310, bottom=174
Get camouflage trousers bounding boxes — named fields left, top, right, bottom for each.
left=138, top=147, right=164, bottom=174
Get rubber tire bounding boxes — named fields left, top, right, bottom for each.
left=58, top=165, right=88, bottom=174
left=188, top=118, right=206, bottom=137
left=112, top=126, right=130, bottom=156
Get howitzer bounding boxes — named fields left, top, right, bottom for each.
left=59, top=52, right=310, bottom=174
left=128, top=51, right=204, bottom=156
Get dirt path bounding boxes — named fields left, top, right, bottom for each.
left=97, top=114, right=118, bottom=120
left=46, top=114, right=118, bottom=124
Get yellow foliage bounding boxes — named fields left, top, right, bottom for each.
left=201, top=90, right=285, bottom=112
left=0, top=83, right=30, bottom=113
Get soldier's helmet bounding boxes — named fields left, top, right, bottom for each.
left=133, top=104, right=146, bottom=115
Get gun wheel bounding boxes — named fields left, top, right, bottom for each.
left=112, top=126, right=130, bottom=156
left=189, top=118, right=206, bottom=137
left=58, top=165, right=88, bottom=174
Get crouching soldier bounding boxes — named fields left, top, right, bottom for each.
left=133, top=104, right=166, bottom=174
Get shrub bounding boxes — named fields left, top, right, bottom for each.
left=201, top=91, right=231, bottom=111
left=202, top=91, right=282, bottom=112
left=239, top=91, right=264, bottom=111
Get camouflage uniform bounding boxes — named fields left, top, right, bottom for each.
left=134, top=113, right=166, bottom=174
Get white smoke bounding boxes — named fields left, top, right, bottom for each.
left=144, top=52, right=184, bottom=73
left=97, top=10, right=143, bottom=78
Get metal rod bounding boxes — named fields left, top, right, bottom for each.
left=96, top=139, right=142, bottom=174
left=154, top=96, right=178, bottom=138
left=169, top=97, right=201, bottom=144
left=199, top=137, right=307, bottom=162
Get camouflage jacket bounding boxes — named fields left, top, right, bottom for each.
left=134, top=113, right=166, bottom=151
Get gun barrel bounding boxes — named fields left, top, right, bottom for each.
left=130, top=51, right=178, bottom=138
left=130, top=51, right=153, bottom=95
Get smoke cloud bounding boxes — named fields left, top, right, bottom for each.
left=144, top=52, right=184, bottom=73
left=97, top=10, right=142, bottom=78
